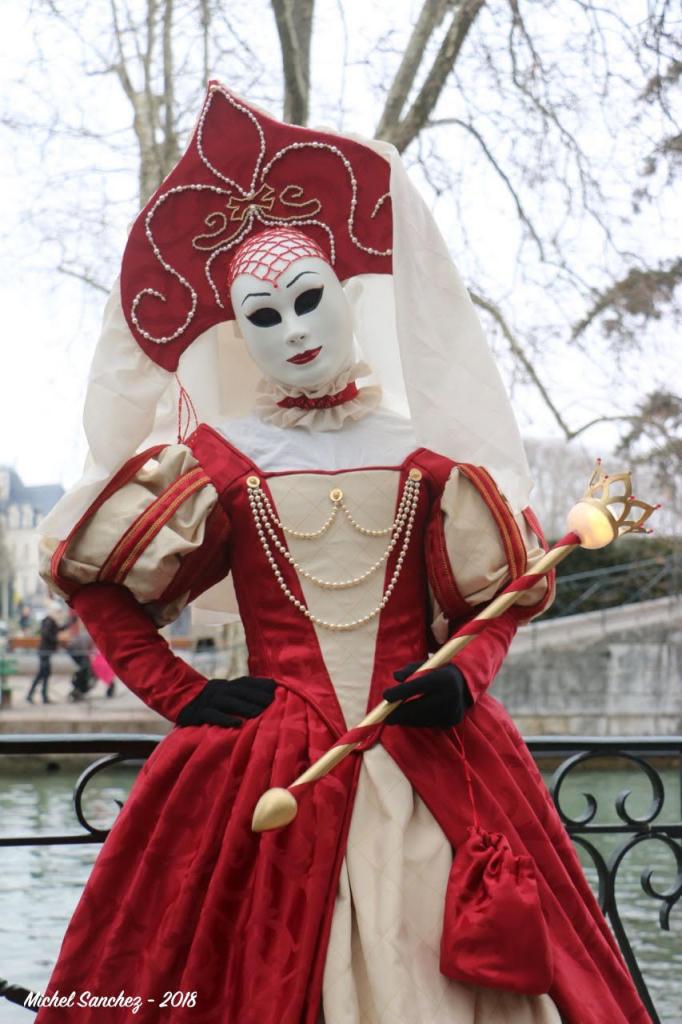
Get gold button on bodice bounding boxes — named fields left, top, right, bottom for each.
left=408, top=468, right=422, bottom=481
left=246, top=475, right=261, bottom=489
left=329, top=487, right=344, bottom=503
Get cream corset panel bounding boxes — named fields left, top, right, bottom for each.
left=39, top=444, right=220, bottom=625
left=266, top=469, right=410, bottom=726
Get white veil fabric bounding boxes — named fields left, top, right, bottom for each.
left=40, top=108, right=532, bottom=562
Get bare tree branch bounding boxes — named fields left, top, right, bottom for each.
left=57, top=263, right=110, bottom=294
left=333, top=0, right=350, bottom=127
left=162, top=0, right=179, bottom=172
left=199, top=0, right=210, bottom=84
left=143, top=0, right=164, bottom=193
left=473, top=290, right=642, bottom=441
left=471, top=290, right=575, bottom=439
left=427, top=116, right=546, bottom=258
left=375, top=0, right=453, bottom=138
left=572, top=259, right=682, bottom=340
left=378, top=0, right=485, bottom=153
left=110, top=0, right=136, bottom=103
left=271, top=0, right=314, bottom=124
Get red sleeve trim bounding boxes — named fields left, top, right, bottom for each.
left=513, top=506, right=555, bottom=620
left=522, top=506, right=546, bottom=549
left=50, top=445, right=167, bottom=598
left=425, top=506, right=471, bottom=621
left=98, top=466, right=212, bottom=585
left=457, top=465, right=527, bottom=581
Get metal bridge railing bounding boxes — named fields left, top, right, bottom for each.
left=550, top=554, right=682, bottom=618
left=0, top=733, right=680, bottom=1021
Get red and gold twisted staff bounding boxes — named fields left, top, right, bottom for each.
left=251, top=463, right=658, bottom=832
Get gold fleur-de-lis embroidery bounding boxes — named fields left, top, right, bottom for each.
left=192, top=181, right=323, bottom=252
left=226, top=183, right=276, bottom=222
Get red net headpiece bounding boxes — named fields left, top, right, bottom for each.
left=227, top=227, right=330, bottom=290
left=120, top=83, right=393, bottom=371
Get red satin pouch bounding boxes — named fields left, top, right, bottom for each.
left=440, top=824, right=554, bottom=995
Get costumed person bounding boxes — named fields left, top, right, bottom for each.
left=90, top=647, right=116, bottom=698
left=36, top=85, right=651, bottom=1024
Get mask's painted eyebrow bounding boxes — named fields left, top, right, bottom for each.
left=241, top=291, right=271, bottom=306
left=285, top=271, right=318, bottom=288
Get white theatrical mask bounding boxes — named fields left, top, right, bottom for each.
left=230, top=256, right=354, bottom=391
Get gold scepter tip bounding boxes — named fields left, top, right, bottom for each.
left=252, top=787, right=298, bottom=832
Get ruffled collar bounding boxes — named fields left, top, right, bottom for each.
left=255, top=360, right=381, bottom=431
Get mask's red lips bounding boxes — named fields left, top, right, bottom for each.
left=287, top=346, right=322, bottom=365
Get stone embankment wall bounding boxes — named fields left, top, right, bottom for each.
left=495, top=596, right=681, bottom=736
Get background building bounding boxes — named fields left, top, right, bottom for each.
left=0, top=467, right=63, bottom=621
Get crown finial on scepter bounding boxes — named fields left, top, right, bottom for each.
left=566, top=462, right=658, bottom=549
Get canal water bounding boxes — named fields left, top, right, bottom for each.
left=0, top=761, right=680, bottom=1023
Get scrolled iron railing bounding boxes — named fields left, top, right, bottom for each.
left=0, top=735, right=158, bottom=848
left=532, top=736, right=682, bottom=1024
left=0, top=733, right=680, bottom=1021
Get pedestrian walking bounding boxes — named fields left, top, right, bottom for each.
left=26, top=602, right=61, bottom=704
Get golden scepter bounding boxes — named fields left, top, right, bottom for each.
left=251, top=463, right=658, bottom=833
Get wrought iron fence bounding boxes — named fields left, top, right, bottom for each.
left=532, top=737, right=681, bottom=1023
left=0, top=733, right=680, bottom=1022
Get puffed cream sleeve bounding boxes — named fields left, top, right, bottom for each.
left=428, top=464, right=554, bottom=645
left=40, top=443, right=230, bottom=626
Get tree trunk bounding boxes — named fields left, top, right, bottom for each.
left=376, top=0, right=485, bottom=153
left=133, top=91, right=164, bottom=206
left=271, top=0, right=315, bottom=125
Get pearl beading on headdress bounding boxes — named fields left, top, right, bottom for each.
left=131, top=182, right=237, bottom=345
left=261, top=140, right=391, bottom=258
left=246, top=472, right=421, bottom=631
left=129, top=83, right=392, bottom=346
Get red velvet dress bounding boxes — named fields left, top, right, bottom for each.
left=36, top=424, right=650, bottom=1024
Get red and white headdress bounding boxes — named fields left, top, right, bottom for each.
left=42, top=84, right=533, bottom=544
left=120, top=83, right=392, bottom=371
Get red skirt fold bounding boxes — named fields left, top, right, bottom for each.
left=36, top=687, right=355, bottom=1024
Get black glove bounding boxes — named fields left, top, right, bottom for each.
left=177, top=676, right=276, bottom=728
left=382, top=661, right=472, bottom=728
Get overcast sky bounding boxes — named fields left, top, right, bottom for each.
left=0, top=1, right=679, bottom=512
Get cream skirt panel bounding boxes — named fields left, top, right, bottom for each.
left=321, top=747, right=563, bottom=1024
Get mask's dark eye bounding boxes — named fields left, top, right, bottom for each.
left=246, top=307, right=282, bottom=327
left=294, top=287, right=323, bottom=316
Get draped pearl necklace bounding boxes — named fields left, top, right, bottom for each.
left=246, top=469, right=422, bottom=631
